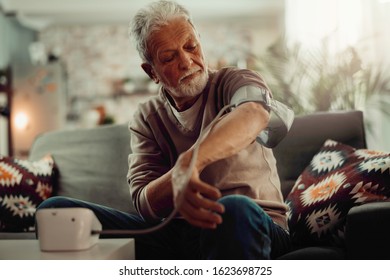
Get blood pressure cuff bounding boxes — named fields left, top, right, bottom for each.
left=230, top=86, right=294, bottom=148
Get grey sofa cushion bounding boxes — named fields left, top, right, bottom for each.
left=272, top=110, right=367, bottom=199
left=28, top=123, right=136, bottom=214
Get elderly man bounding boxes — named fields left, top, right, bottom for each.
left=38, top=0, right=292, bottom=260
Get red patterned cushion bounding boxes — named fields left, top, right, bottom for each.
left=0, top=155, right=56, bottom=232
left=286, top=140, right=390, bottom=246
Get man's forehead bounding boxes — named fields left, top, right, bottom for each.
left=155, top=19, right=195, bottom=36
left=148, top=21, right=198, bottom=50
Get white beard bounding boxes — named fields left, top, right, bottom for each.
left=159, top=69, right=209, bottom=100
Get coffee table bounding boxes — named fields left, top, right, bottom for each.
left=0, top=238, right=135, bottom=260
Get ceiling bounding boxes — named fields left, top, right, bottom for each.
left=0, top=0, right=284, bottom=30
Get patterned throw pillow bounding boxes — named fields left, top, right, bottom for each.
left=286, top=139, right=390, bottom=247
left=0, top=155, right=56, bottom=232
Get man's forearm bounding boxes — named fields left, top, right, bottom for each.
left=144, top=170, right=175, bottom=219
left=195, top=102, right=269, bottom=171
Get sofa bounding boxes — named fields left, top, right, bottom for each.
left=1, top=110, right=389, bottom=259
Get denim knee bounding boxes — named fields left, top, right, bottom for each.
left=219, top=194, right=269, bottom=224
left=37, top=196, right=77, bottom=210
left=219, top=194, right=256, bottom=213
left=200, top=195, right=273, bottom=259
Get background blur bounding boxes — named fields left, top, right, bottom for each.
left=0, top=0, right=389, bottom=157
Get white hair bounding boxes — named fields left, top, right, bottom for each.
left=129, top=0, right=196, bottom=64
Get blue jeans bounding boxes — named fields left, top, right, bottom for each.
left=37, top=195, right=291, bottom=259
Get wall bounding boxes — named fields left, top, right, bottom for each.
left=0, top=13, right=10, bottom=69
left=369, top=1, right=390, bottom=152
left=1, top=14, right=67, bottom=157
left=0, top=14, right=12, bottom=156
left=1, top=14, right=37, bottom=156
left=12, top=62, right=66, bottom=156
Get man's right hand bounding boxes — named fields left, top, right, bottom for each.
left=172, top=153, right=225, bottom=229
left=175, top=169, right=225, bottom=229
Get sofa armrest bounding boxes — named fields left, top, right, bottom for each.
left=345, top=202, right=390, bottom=259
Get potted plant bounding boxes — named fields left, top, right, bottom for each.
left=254, top=36, right=390, bottom=117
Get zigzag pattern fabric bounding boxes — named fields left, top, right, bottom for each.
left=0, top=155, right=56, bottom=232
left=286, top=140, right=390, bottom=246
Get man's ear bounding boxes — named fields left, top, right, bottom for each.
left=141, top=63, right=159, bottom=84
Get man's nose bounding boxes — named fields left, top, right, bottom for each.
left=178, top=51, right=192, bottom=70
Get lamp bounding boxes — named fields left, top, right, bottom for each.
left=14, top=111, right=30, bottom=131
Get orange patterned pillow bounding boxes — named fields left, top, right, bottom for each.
left=0, top=155, right=56, bottom=232
left=286, top=140, right=390, bottom=246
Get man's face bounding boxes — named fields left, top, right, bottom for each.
left=142, top=17, right=208, bottom=109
